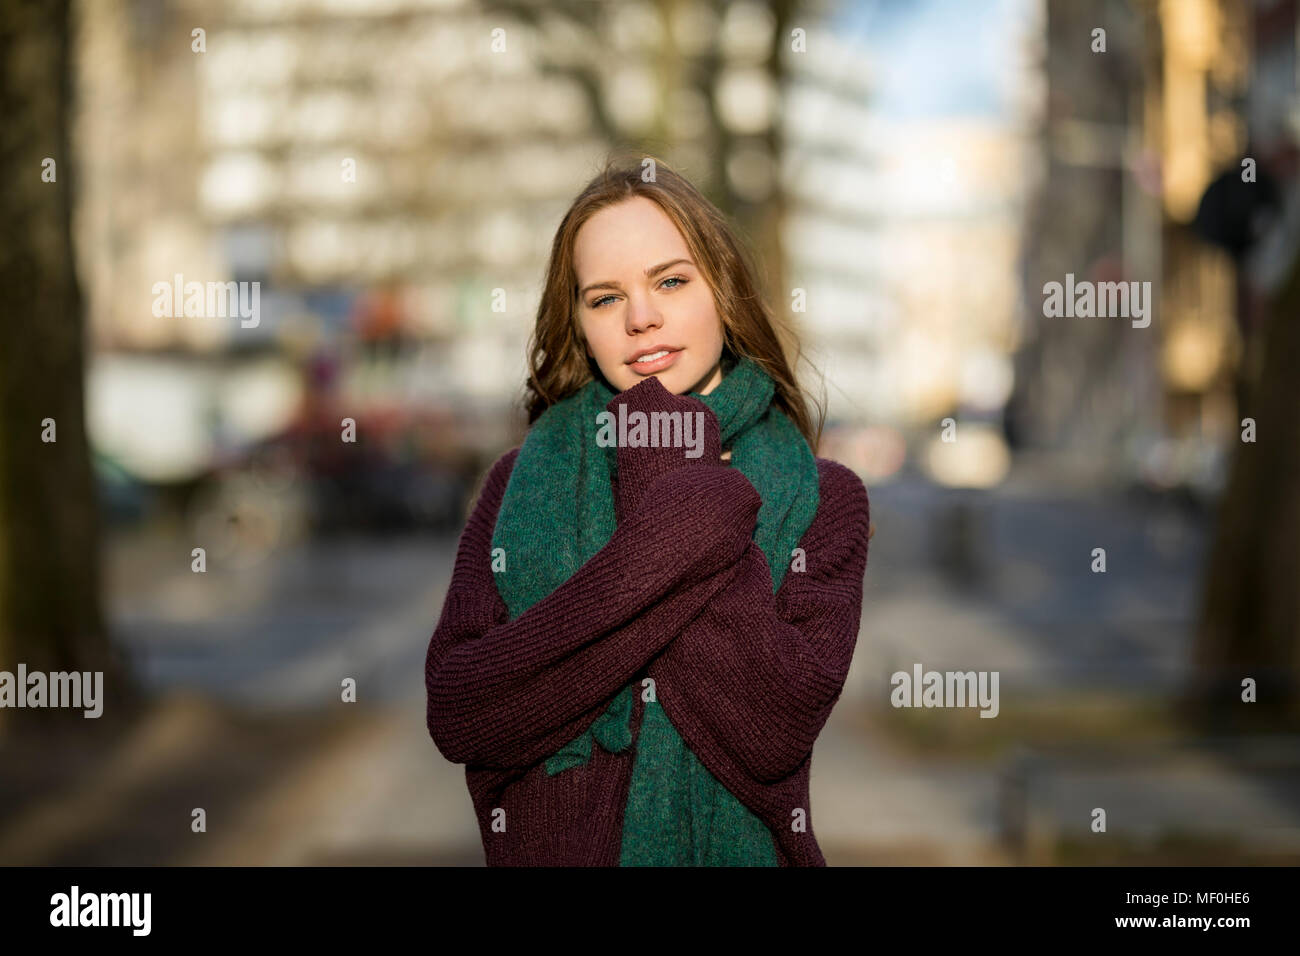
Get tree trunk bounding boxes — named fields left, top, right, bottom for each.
left=1185, top=241, right=1300, bottom=730
left=0, top=0, right=133, bottom=732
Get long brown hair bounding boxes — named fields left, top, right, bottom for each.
left=524, top=153, right=824, bottom=449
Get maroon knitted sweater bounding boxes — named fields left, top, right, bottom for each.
left=424, top=439, right=871, bottom=866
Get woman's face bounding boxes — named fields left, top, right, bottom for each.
left=573, top=196, right=725, bottom=396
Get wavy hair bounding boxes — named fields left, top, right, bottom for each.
left=523, top=153, right=824, bottom=449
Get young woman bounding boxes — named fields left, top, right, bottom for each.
left=425, top=157, right=872, bottom=866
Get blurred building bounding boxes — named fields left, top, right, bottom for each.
left=1012, top=0, right=1292, bottom=497
left=71, top=0, right=818, bottom=491
left=74, top=0, right=1288, bottom=502
left=74, top=0, right=611, bottom=485
left=784, top=0, right=1042, bottom=487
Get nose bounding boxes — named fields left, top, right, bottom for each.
left=624, top=292, right=662, bottom=335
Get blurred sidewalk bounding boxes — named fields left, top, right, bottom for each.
left=4, top=459, right=1299, bottom=865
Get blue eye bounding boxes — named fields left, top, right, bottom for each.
left=589, top=275, right=688, bottom=309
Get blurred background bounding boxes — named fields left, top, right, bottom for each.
left=1, top=0, right=1298, bottom=866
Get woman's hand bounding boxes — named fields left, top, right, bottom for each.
left=605, top=374, right=722, bottom=519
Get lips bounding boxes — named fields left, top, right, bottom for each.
left=627, top=347, right=682, bottom=375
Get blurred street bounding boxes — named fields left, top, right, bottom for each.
left=3, top=0, right=1299, bottom=872
left=4, top=452, right=1298, bottom=867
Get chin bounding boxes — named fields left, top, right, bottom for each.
left=652, top=368, right=699, bottom=395
left=611, top=367, right=687, bottom=395
left=647, top=370, right=681, bottom=394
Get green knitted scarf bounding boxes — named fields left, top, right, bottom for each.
left=491, top=354, right=819, bottom=864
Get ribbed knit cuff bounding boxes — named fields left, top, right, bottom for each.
left=605, top=375, right=722, bottom=520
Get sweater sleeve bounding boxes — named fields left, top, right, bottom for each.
left=645, top=458, right=871, bottom=784
left=425, top=447, right=761, bottom=771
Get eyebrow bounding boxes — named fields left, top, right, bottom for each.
left=578, top=258, right=694, bottom=298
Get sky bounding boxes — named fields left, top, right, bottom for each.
left=833, top=0, right=1035, bottom=119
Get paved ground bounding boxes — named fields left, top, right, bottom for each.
left=3, top=456, right=1298, bottom=866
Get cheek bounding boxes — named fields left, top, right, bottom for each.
left=583, top=322, right=618, bottom=366
left=684, top=292, right=723, bottom=344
